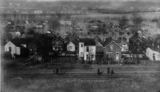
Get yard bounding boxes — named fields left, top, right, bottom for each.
left=2, top=58, right=160, bottom=92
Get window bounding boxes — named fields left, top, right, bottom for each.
left=86, top=47, right=89, bottom=52
left=110, top=45, right=113, bottom=51
left=80, top=52, right=83, bottom=57
left=87, top=54, right=89, bottom=58
left=91, top=54, right=94, bottom=59
left=81, top=44, right=84, bottom=47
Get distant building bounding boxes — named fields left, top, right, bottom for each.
left=146, top=48, right=160, bottom=61
left=154, top=36, right=160, bottom=52
left=4, top=39, right=29, bottom=58
left=121, top=44, right=128, bottom=52
left=9, top=31, right=21, bottom=39
left=63, top=41, right=77, bottom=56
left=67, top=41, right=76, bottom=52
left=5, top=41, right=21, bottom=57
left=104, top=40, right=122, bottom=63
left=78, top=38, right=96, bottom=62
left=59, top=20, right=72, bottom=26
left=119, top=41, right=129, bottom=52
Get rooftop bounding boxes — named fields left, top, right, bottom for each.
left=79, top=38, right=96, bottom=46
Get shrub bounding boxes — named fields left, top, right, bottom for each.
left=3, top=52, right=12, bottom=59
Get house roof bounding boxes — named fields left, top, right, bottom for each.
left=96, top=41, right=103, bottom=47
left=79, top=38, right=96, bottom=46
left=102, top=37, right=112, bottom=46
left=66, top=40, right=78, bottom=45
left=104, top=40, right=121, bottom=48
left=9, top=38, right=28, bottom=47
left=96, top=41, right=104, bottom=53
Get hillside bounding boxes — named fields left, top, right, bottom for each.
left=2, top=0, right=160, bottom=38
left=2, top=1, right=160, bottom=12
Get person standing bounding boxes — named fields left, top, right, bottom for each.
left=56, top=68, right=59, bottom=74
left=153, top=53, right=156, bottom=61
left=107, top=67, right=110, bottom=74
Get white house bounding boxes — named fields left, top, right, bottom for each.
left=4, top=39, right=29, bottom=58
left=4, top=41, right=21, bottom=57
left=146, top=48, right=160, bottom=61
left=79, top=38, right=96, bottom=62
left=67, top=41, right=76, bottom=52
left=121, top=44, right=128, bottom=52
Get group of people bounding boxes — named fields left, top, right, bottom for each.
left=97, top=67, right=115, bottom=75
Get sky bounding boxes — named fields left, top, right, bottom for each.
left=27, top=0, right=160, bottom=2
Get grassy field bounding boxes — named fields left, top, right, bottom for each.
left=2, top=58, right=160, bottom=92
left=3, top=75, right=160, bottom=92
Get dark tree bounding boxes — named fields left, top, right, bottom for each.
left=129, top=32, right=147, bottom=64
left=35, top=34, right=53, bottom=62
left=65, top=31, right=79, bottom=41
left=27, top=27, right=36, bottom=35
left=32, top=32, right=65, bottom=63
left=51, top=34, right=65, bottom=57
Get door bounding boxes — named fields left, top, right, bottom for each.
left=86, top=54, right=90, bottom=61
left=116, top=53, right=120, bottom=61
left=9, top=47, right=12, bottom=52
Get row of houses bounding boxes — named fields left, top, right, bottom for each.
left=4, top=37, right=129, bottom=63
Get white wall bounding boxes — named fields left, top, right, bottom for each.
left=4, top=41, right=20, bottom=55
left=84, top=47, right=88, bottom=61
left=16, top=47, right=20, bottom=55
left=84, top=46, right=96, bottom=61
left=5, top=41, right=16, bottom=55
left=79, top=42, right=84, bottom=57
left=90, top=46, right=96, bottom=61
left=146, top=48, right=160, bottom=61
left=67, top=42, right=75, bottom=52
left=79, top=42, right=96, bottom=61
left=121, top=44, right=128, bottom=52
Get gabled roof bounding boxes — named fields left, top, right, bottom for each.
left=115, top=40, right=128, bottom=46
left=96, top=41, right=103, bottom=47
left=104, top=40, right=121, bottom=48
left=79, top=38, right=96, bottom=46
left=66, top=40, right=78, bottom=45
left=96, top=41, right=104, bottom=52
left=102, top=37, right=112, bottom=46
left=9, top=38, right=28, bottom=47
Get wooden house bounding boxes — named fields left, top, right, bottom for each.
left=78, top=38, right=96, bottom=63
left=104, top=40, right=122, bottom=63
left=4, top=38, right=29, bottom=58
left=146, top=36, right=160, bottom=61
left=146, top=48, right=160, bottom=61
left=65, top=41, right=77, bottom=56
left=67, top=41, right=76, bottom=52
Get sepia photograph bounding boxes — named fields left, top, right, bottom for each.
left=1, top=0, right=160, bottom=92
